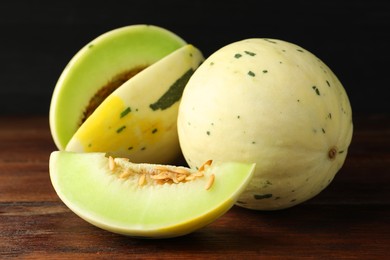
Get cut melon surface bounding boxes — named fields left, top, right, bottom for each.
left=64, top=44, right=204, bottom=163
left=49, top=24, right=188, bottom=151
left=49, top=151, right=255, bottom=238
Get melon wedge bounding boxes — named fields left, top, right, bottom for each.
left=49, top=25, right=192, bottom=152
left=64, top=44, right=203, bottom=163
left=49, top=151, right=255, bottom=238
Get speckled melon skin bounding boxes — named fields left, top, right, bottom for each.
left=177, top=38, right=353, bottom=210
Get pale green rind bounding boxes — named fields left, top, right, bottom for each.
left=50, top=25, right=187, bottom=150
left=49, top=151, right=255, bottom=238
left=64, top=44, right=204, bottom=164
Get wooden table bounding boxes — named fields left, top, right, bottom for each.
left=1, top=115, right=389, bottom=259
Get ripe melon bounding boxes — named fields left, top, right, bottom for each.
left=65, top=44, right=203, bottom=163
left=177, top=38, right=353, bottom=210
left=49, top=151, right=255, bottom=238
left=49, top=25, right=204, bottom=164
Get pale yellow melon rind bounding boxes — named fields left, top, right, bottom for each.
left=177, top=38, right=353, bottom=210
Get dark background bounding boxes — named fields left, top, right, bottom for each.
left=1, top=0, right=389, bottom=116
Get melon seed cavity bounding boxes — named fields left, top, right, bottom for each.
left=108, top=157, right=214, bottom=190
left=80, top=66, right=147, bottom=125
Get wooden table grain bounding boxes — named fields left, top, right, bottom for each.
left=0, top=115, right=389, bottom=259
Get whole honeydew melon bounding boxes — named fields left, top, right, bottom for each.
left=177, top=38, right=353, bottom=210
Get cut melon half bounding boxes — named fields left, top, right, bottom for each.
left=49, top=151, right=255, bottom=238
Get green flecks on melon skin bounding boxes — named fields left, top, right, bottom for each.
left=263, top=39, right=277, bottom=44
left=234, top=51, right=256, bottom=59
left=261, top=180, right=272, bottom=188
left=248, top=71, right=256, bottom=77
left=254, top=194, right=273, bottom=200
left=120, top=107, right=131, bottom=118
left=319, top=65, right=328, bottom=74
left=262, top=70, right=268, bottom=74
left=312, top=86, right=321, bottom=96
left=296, top=49, right=304, bottom=53
left=244, top=51, right=256, bottom=56
left=116, top=125, right=126, bottom=133
left=234, top=53, right=242, bottom=59
left=149, top=68, right=194, bottom=111
left=152, top=128, right=158, bottom=134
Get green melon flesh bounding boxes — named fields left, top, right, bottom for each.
left=49, top=25, right=187, bottom=151
left=49, top=151, right=255, bottom=238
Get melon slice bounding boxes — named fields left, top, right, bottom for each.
left=49, top=151, right=255, bottom=238
left=64, top=44, right=203, bottom=163
left=49, top=24, right=200, bottom=161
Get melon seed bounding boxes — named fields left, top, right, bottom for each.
left=205, top=174, right=215, bottom=190
left=108, top=156, right=116, bottom=171
left=199, top=159, right=213, bottom=172
left=110, top=157, right=214, bottom=189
